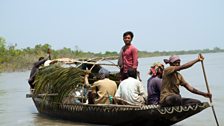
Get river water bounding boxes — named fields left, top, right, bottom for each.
left=0, top=53, right=223, bottom=126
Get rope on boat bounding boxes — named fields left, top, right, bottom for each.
left=58, top=104, right=160, bottom=113
left=157, top=103, right=209, bottom=114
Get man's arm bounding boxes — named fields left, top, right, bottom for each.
left=183, top=82, right=212, bottom=98
left=84, top=73, right=91, bottom=88
left=132, top=47, right=138, bottom=70
left=115, top=85, right=121, bottom=98
left=118, top=48, right=123, bottom=68
left=175, top=54, right=204, bottom=71
left=156, top=78, right=162, bottom=93
left=34, top=54, right=50, bottom=67
left=34, top=59, right=47, bottom=67
left=138, top=82, right=147, bottom=99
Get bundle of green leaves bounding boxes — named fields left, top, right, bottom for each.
left=34, top=65, right=86, bottom=103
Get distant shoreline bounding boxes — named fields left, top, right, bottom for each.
left=0, top=45, right=223, bottom=73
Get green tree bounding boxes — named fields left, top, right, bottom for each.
left=0, top=37, right=6, bottom=64
left=0, top=37, right=6, bottom=53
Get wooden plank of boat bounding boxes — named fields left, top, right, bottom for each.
left=26, top=93, right=58, bottom=98
left=54, top=57, right=119, bottom=66
left=32, top=97, right=210, bottom=126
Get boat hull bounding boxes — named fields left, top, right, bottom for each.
left=33, top=98, right=210, bottom=126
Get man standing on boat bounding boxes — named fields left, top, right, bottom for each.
left=118, top=31, right=139, bottom=80
left=160, top=54, right=212, bottom=107
left=28, top=54, right=50, bottom=89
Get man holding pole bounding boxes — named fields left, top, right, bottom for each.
left=160, top=54, right=212, bottom=107
left=200, top=53, right=220, bottom=126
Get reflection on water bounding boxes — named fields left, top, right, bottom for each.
left=0, top=53, right=224, bottom=126
left=32, top=114, right=99, bottom=126
left=0, top=89, right=7, bottom=95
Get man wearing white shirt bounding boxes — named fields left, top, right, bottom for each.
left=115, top=68, right=147, bottom=105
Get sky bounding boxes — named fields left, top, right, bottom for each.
left=1, top=0, right=224, bottom=53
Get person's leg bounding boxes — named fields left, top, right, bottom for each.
left=161, top=95, right=181, bottom=107
left=28, top=78, right=35, bottom=89
left=181, top=98, right=201, bottom=105
left=87, top=91, right=95, bottom=104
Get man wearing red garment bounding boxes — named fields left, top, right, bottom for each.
left=118, top=31, right=138, bottom=80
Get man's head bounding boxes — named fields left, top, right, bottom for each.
left=97, top=68, right=110, bottom=79
left=127, top=68, right=137, bottom=79
left=123, top=31, right=134, bottom=45
left=149, top=62, right=164, bottom=77
left=164, top=55, right=181, bottom=66
left=38, top=57, right=44, bottom=61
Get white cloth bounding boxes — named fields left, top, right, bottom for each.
left=115, top=77, right=147, bottom=105
left=44, top=60, right=52, bottom=66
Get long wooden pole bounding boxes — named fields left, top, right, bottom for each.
left=201, top=60, right=219, bottom=126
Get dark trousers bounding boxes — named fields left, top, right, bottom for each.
left=120, top=70, right=128, bottom=81
left=28, top=78, right=35, bottom=89
left=161, top=94, right=201, bottom=107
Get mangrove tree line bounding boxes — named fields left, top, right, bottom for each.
left=0, top=37, right=223, bottom=72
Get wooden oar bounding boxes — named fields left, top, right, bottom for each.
left=200, top=59, right=219, bottom=126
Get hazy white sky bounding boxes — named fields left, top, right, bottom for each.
left=1, top=0, right=224, bottom=53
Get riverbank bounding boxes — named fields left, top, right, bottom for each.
left=0, top=42, right=223, bottom=72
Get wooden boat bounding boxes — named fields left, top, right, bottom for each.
left=27, top=57, right=211, bottom=126
left=31, top=96, right=210, bottom=126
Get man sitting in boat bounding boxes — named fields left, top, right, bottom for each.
left=28, top=54, right=50, bottom=89
left=85, top=68, right=117, bottom=104
left=147, top=62, right=164, bottom=105
left=115, top=68, right=147, bottom=105
left=160, top=54, right=212, bottom=107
